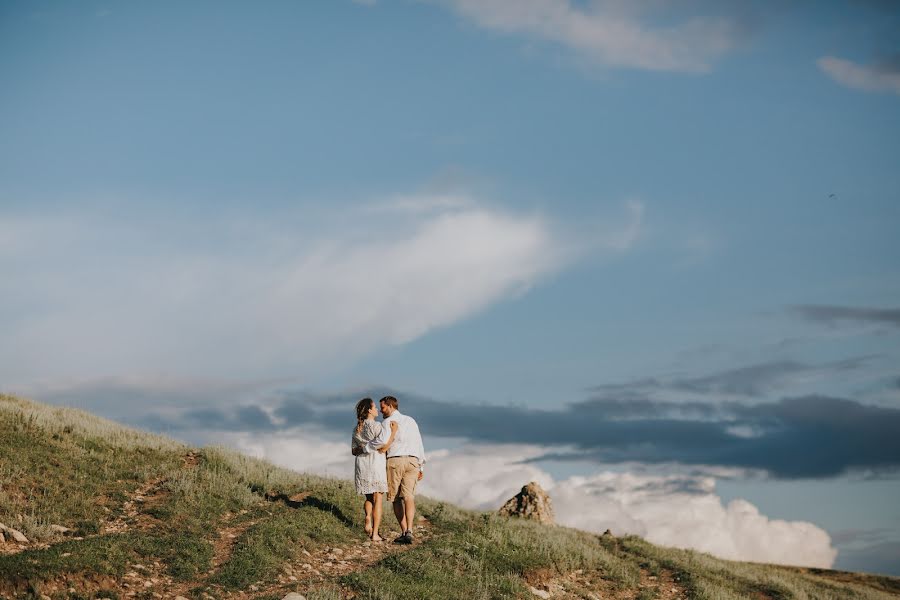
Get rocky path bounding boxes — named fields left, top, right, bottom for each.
left=255, top=522, right=433, bottom=599
left=528, top=565, right=688, bottom=600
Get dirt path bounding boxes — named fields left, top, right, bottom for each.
left=528, top=565, right=688, bottom=599
left=119, top=520, right=435, bottom=599
left=105, top=451, right=201, bottom=536
left=0, top=452, right=199, bottom=560
left=221, top=520, right=435, bottom=599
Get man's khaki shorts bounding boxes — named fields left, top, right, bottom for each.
left=386, top=456, right=420, bottom=501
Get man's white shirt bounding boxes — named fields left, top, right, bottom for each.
left=364, top=410, right=426, bottom=472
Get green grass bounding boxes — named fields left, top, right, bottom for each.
left=0, top=530, right=211, bottom=582
left=210, top=503, right=359, bottom=590
left=618, top=535, right=900, bottom=600
left=1, top=393, right=898, bottom=600
left=342, top=504, right=638, bottom=599
left=0, top=396, right=183, bottom=541
left=0, top=394, right=371, bottom=596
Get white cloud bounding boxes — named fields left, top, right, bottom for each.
left=439, top=0, right=740, bottom=72
left=223, top=431, right=837, bottom=568
left=11, top=374, right=294, bottom=425
left=818, top=56, right=900, bottom=95
left=419, top=445, right=555, bottom=508
left=229, top=427, right=353, bottom=480
left=551, top=472, right=836, bottom=568
left=1, top=197, right=637, bottom=385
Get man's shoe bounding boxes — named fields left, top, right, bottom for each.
left=394, top=531, right=413, bottom=545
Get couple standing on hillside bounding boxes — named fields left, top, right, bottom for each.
left=351, top=395, right=426, bottom=544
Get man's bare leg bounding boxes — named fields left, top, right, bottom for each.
left=404, top=496, right=416, bottom=534
left=393, top=498, right=407, bottom=532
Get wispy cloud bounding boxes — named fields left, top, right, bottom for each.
left=0, top=201, right=556, bottom=383
left=789, top=305, right=900, bottom=328
left=1, top=197, right=640, bottom=386
left=591, top=356, right=879, bottom=399
left=438, top=0, right=746, bottom=72
left=362, top=193, right=475, bottom=214
left=818, top=55, right=900, bottom=95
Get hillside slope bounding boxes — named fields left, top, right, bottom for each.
left=1, top=393, right=898, bottom=600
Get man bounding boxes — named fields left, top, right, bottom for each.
left=376, top=395, right=426, bottom=544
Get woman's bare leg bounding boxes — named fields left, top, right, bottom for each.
left=364, top=494, right=374, bottom=535
left=371, top=492, right=383, bottom=541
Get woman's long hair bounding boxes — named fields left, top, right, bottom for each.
left=355, top=397, right=374, bottom=434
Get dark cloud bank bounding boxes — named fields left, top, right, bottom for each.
left=150, top=387, right=900, bottom=480
left=32, top=352, right=900, bottom=481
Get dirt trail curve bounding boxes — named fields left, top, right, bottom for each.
left=113, top=452, right=436, bottom=598
left=163, top=521, right=434, bottom=599
left=3, top=449, right=434, bottom=599
left=104, top=451, right=203, bottom=536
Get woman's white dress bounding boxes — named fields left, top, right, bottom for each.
left=353, top=419, right=388, bottom=495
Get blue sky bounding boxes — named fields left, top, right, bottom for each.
left=2, top=0, right=899, bottom=575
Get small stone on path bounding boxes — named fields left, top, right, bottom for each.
left=282, top=594, right=307, bottom=600
left=529, top=587, right=551, bottom=599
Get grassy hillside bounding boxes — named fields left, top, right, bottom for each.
left=1, top=393, right=898, bottom=600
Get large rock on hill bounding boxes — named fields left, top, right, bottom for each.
left=498, top=482, right=555, bottom=525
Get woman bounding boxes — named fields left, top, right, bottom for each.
left=351, top=397, right=396, bottom=541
